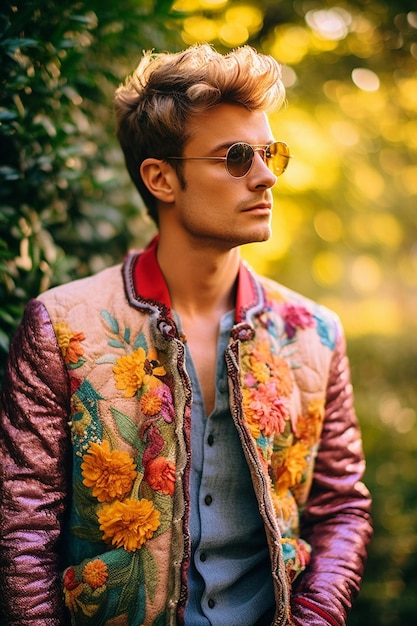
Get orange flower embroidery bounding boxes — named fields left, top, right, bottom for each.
left=268, top=354, right=293, bottom=397
left=82, top=559, right=108, bottom=589
left=113, top=347, right=166, bottom=397
left=98, top=498, right=161, bottom=551
left=140, top=388, right=163, bottom=416
left=144, top=457, right=176, bottom=496
left=274, top=441, right=309, bottom=492
left=81, top=440, right=137, bottom=503
left=54, top=321, right=86, bottom=364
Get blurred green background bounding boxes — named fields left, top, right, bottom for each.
left=1, top=0, right=416, bottom=623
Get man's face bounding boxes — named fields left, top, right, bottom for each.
left=166, top=103, right=278, bottom=250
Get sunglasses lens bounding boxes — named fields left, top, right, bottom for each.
left=226, top=143, right=254, bottom=178
left=268, top=141, right=290, bottom=176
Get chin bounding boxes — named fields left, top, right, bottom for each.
left=254, top=227, right=272, bottom=243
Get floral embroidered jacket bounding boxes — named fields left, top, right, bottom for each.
left=0, top=237, right=372, bottom=626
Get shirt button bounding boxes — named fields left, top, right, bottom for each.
left=207, top=434, right=214, bottom=446
left=208, top=598, right=215, bottom=609
left=204, top=494, right=212, bottom=505
left=199, top=552, right=207, bottom=562
left=218, top=380, right=227, bottom=393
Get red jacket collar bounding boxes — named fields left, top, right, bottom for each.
left=127, top=235, right=265, bottom=324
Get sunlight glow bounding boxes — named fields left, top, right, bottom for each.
left=314, top=210, right=343, bottom=242
left=269, top=25, right=310, bottom=64
left=182, top=16, right=218, bottom=43
left=352, top=68, right=380, bottom=92
left=305, top=8, right=351, bottom=40
left=350, top=255, right=382, bottom=293
left=218, top=21, right=249, bottom=46
left=312, top=251, right=344, bottom=286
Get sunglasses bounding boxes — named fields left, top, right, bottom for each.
left=166, top=141, right=291, bottom=178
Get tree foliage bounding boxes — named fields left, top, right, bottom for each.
left=0, top=0, right=178, bottom=369
left=1, top=1, right=417, bottom=625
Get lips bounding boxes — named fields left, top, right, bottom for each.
left=243, top=203, right=271, bottom=212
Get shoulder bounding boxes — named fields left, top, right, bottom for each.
left=256, top=273, right=343, bottom=352
left=37, top=262, right=124, bottom=311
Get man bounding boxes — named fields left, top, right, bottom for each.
left=0, top=44, right=372, bottom=626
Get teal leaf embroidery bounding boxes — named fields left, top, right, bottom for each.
left=100, top=308, right=146, bottom=354
left=101, top=309, right=119, bottom=334
left=67, top=357, right=86, bottom=370
left=152, top=610, right=168, bottom=626
left=75, top=379, right=104, bottom=425
left=313, top=311, right=336, bottom=350
left=108, top=339, right=126, bottom=349
left=134, top=333, right=148, bottom=351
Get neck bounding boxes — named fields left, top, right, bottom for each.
left=156, top=234, right=240, bottom=320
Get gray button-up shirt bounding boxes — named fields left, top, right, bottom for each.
left=178, top=311, right=275, bottom=626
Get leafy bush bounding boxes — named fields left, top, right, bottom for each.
left=0, top=0, right=178, bottom=377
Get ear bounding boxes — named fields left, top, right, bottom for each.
left=140, top=158, right=176, bottom=205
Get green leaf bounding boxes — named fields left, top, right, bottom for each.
left=141, top=546, right=158, bottom=601
left=116, top=552, right=145, bottom=622
left=110, top=407, right=140, bottom=448
left=71, top=524, right=102, bottom=543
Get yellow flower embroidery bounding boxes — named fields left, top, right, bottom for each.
left=297, top=397, right=325, bottom=446
left=244, top=342, right=293, bottom=397
left=242, top=387, right=261, bottom=439
left=274, top=441, right=309, bottom=492
left=98, top=498, right=161, bottom=551
left=54, top=321, right=86, bottom=364
left=81, top=440, right=137, bottom=503
left=250, top=359, right=271, bottom=384
left=82, top=559, right=108, bottom=589
left=307, top=397, right=325, bottom=420
left=113, top=347, right=166, bottom=398
left=271, top=489, right=298, bottom=523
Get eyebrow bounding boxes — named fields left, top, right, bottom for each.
left=208, top=139, right=277, bottom=154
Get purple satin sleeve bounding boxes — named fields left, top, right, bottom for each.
left=290, top=330, right=373, bottom=626
left=0, top=299, right=72, bottom=625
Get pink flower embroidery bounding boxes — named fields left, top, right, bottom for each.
left=281, top=303, right=314, bottom=339
left=142, top=424, right=164, bottom=466
left=243, top=382, right=288, bottom=438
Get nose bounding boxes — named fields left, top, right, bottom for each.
left=250, top=150, right=277, bottom=188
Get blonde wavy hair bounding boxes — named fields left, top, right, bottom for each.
left=114, top=43, right=285, bottom=223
